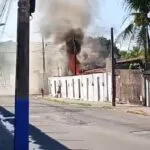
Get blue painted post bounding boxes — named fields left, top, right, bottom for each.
left=14, top=0, right=30, bottom=150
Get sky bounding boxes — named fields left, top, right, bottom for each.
left=0, top=0, right=129, bottom=49
left=87, top=0, right=128, bottom=37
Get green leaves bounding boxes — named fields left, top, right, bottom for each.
left=120, top=23, right=134, bottom=40
left=124, top=0, right=150, bottom=12
left=118, top=0, right=150, bottom=51
left=97, top=37, right=120, bottom=58
left=120, top=47, right=144, bottom=59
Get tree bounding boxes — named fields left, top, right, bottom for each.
left=117, top=0, right=150, bottom=53
left=80, top=36, right=120, bottom=70
left=130, top=46, right=144, bottom=57
left=120, top=50, right=129, bottom=59
left=120, top=47, right=144, bottom=59
left=97, top=37, right=120, bottom=58
left=124, top=0, right=150, bottom=13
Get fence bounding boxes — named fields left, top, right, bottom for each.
left=116, top=70, right=143, bottom=104
left=48, top=73, right=112, bottom=102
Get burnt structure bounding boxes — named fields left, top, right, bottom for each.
left=64, top=28, right=84, bottom=75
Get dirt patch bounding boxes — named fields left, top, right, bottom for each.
left=127, top=110, right=149, bottom=116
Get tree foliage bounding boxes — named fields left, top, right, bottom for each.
left=118, top=0, right=150, bottom=52
left=97, top=37, right=120, bottom=58
left=120, top=47, right=144, bottom=59
left=124, top=0, right=150, bottom=12
left=80, top=36, right=121, bottom=70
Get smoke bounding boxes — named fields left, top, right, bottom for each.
left=37, top=0, right=107, bottom=75
left=36, top=0, right=93, bottom=75
left=46, top=43, right=69, bottom=76
left=38, top=0, right=91, bottom=41
left=78, top=37, right=107, bottom=69
left=65, top=28, right=84, bottom=54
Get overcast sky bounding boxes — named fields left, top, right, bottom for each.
left=0, top=0, right=128, bottom=48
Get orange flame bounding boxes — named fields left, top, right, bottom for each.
left=68, top=53, right=80, bottom=75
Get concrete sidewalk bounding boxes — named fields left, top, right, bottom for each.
left=34, top=96, right=150, bottom=116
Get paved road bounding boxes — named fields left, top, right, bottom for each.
left=0, top=96, right=150, bottom=150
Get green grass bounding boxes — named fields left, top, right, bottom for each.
left=48, top=98, right=92, bottom=107
left=45, top=97, right=114, bottom=108
left=101, top=105, right=113, bottom=109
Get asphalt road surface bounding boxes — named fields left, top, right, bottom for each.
left=0, top=96, right=150, bottom=150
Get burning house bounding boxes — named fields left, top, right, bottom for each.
left=64, top=28, right=84, bottom=75
left=37, top=0, right=91, bottom=76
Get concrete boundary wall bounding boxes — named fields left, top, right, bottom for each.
left=48, top=73, right=112, bottom=102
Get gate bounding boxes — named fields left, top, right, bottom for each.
left=116, top=70, right=143, bottom=104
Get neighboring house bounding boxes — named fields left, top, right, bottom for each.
left=116, top=58, right=144, bottom=69
left=0, top=41, right=67, bottom=95
left=0, top=41, right=16, bottom=95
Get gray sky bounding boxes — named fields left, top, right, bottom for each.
left=0, top=0, right=128, bottom=48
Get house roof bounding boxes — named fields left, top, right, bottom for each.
left=83, top=68, right=106, bottom=74
left=116, top=57, right=144, bottom=64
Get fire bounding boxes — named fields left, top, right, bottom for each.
left=64, top=28, right=84, bottom=75
left=68, top=52, right=80, bottom=75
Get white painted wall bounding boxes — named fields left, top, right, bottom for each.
left=0, top=72, right=15, bottom=95
left=48, top=73, right=112, bottom=102
left=0, top=41, right=66, bottom=95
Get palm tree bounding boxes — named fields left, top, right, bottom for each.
left=124, top=0, right=150, bottom=13
left=117, top=0, right=150, bottom=53
left=130, top=47, right=144, bottom=58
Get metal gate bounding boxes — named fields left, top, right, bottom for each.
left=116, top=70, right=143, bottom=104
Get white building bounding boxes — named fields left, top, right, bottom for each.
left=0, top=41, right=67, bottom=95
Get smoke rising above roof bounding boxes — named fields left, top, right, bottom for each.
left=38, top=0, right=91, bottom=42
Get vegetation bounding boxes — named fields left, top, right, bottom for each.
left=81, top=36, right=121, bottom=71
left=120, top=47, right=144, bottom=59
left=118, top=0, right=150, bottom=53
left=97, top=37, right=120, bottom=58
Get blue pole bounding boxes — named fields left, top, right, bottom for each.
left=14, top=0, right=30, bottom=149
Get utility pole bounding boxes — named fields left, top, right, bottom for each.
left=73, top=36, right=77, bottom=75
left=111, top=28, right=116, bottom=106
left=143, top=26, right=149, bottom=106
left=42, top=37, right=46, bottom=88
left=74, top=49, right=77, bottom=75
left=14, top=0, right=30, bottom=149
left=58, top=66, right=59, bottom=77
left=144, top=26, right=148, bottom=71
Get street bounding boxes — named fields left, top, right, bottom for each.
left=0, top=96, right=150, bottom=150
